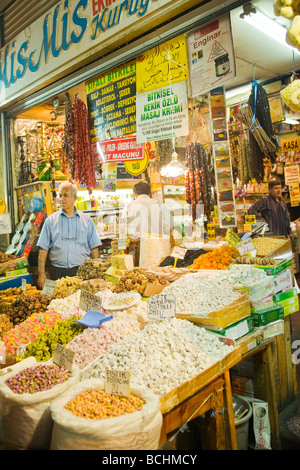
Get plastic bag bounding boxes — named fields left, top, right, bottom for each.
left=50, top=378, right=162, bottom=450
left=0, top=358, right=80, bottom=449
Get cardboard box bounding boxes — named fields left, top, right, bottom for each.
left=252, top=305, right=284, bottom=326
left=274, top=295, right=299, bottom=309
left=209, top=316, right=254, bottom=340
left=273, top=287, right=298, bottom=303
left=251, top=300, right=274, bottom=313
left=283, top=298, right=299, bottom=317
left=231, top=374, right=255, bottom=397
left=234, top=277, right=274, bottom=305
left=5, top=268, right=28, bottom=278
left=261, top=320, right=284, bottom=340
left=0, top=257, right=29, bottom=275
left=255, top=258, right=293, bottom=276
left=143, top=283, right=165, bottom=297
left=273, top=269, right=293, bottom=294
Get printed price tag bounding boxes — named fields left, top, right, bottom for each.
left=118, top=237, right=127, bottom=250
left=105, top=370, right=131, bottom=396
left=225, top=230, right=241, bottom=247
left=147, top=294, right=176, bottom=321
left=79, top=290, right=102, bottom=311
left=118, top=218, right=128, bottom=238
left=22, top=278, right=27, bottom=291
left=171, top=246, right=187, bottom=260
left=53, top=343, right=75, bottom=372
left=42, top=279, right=56, bottom=296
left=236, top=238, right=257, bottom=257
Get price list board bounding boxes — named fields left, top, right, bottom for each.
left=86, top=61, right=137, bottom=149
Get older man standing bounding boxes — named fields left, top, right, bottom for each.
left=37, top=181, right=101, bottom=288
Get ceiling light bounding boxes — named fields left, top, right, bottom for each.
left=242, top=10, right=299, bottom=53
left=283, top=118, right=299, bottom=125
left=160, top=152, right=187, bottom=178
left=225, top=84, right=252, bottom=99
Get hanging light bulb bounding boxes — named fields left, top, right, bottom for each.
left=160, top=151, right=187, bottom=178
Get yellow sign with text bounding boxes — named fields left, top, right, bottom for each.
left=124, top=151, right=149, bottom=175
left=136, top=34, right=189, bottom=93
left=281, top=138, right=300, bottom=152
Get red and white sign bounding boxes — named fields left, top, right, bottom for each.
left=92, top=136, right=144, bottom=164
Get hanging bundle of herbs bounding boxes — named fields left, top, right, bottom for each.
left=247, top=82, right=278, bottom=168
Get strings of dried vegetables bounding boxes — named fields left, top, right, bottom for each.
left=185, top=142, right=214, bottom=219
left=232, top=134, right=257, bottom=185
left=64, top=94, right=96, bottom=192
left=247, top=82, right=278, bottom=164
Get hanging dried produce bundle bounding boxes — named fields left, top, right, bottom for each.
left=185, top=143, right=214, bottom=218
left=64, top=93, right=75, bottom=177
left=247, top=83, right=278, bottom=163
left=239, top=105, right=276, bottom=182
left=154, top=139, right=173, bottom=171
left=64, top=94, right=96, bottom=191
left=234, top=134, right=255, bottom=185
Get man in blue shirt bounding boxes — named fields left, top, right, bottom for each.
left=37, top=181, right=101, bottom=288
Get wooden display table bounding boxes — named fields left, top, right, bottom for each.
left=159, top=318, right=296, bottom=450
left=159, top=346, right=241, bottom=450
left=159, top=371, right=237, bottom=450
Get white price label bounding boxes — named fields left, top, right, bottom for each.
left=22, top=278, right=27, bottom=291
left=42, top=279, right=56, bottom=296
left=79, top=290, right=102, bottom=311
left=147, top=294, right=176, bottom=321
left=171, top=246, right=187, bottom=260
left=53, top=343, right=75, bottom=372
left=118, top=237, right=127, bottom=250
left=236, top=238, right=257, bottom=257
left=105, top=369, right=131, bottom=396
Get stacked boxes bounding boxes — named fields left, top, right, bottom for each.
left=251, top=258, right=297, bottom=325
left=273, top=287, right=299, bottom=317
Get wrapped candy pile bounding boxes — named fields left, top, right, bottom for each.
left=3, top=310, right=62, bottom=357
left=162, top=272, right=241, bottom=316
left=89, top=318, right=233, bottom=397
left=67, top=301, right=148, bottom=369
left=16, top=317, right=85, bottom=362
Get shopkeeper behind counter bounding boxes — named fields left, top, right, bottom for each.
left=121, top=181, right=174, bottom=238
left=248, top=179, right=294, bottom=240
left=36, top=181, right=101, bottom=289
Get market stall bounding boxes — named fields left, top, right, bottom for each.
left=0, top=228, right=298, bottom=450
left=0, top=0, right=299, bottom=452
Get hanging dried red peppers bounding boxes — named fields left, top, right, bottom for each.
left=185, top=142, right=214, bottom=220
left=65, top=94, right=96, bottom=192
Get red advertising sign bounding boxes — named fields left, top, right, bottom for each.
left=92, top=136, right=144, bottom=164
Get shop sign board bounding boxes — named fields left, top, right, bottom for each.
left=289, top=182, right=300, bottom=207
left=0, top=0, right=210, bottom=106
left=124, top=150, right=149, bottom=175
left=281, top=138, right=300, bottom=152
left=91, top=136, right=144, bottom=164
left=136, top=80, right=189, bottom=143
left=136, top=34, right=189, bottom=93
left=86, top=61, right=136, bottom=142
left=187, top=13, right=236, bottom=96
left=284, top=164, right=300, bottom=185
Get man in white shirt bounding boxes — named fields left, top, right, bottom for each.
left=121, top=181, right=174, bottom=239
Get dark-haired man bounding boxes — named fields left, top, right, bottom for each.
left=248, top=180, right=294, bottom=239
left=121, top=181, right=174, bottom=238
